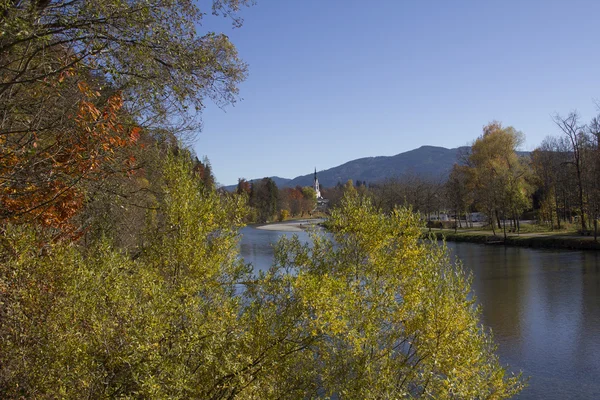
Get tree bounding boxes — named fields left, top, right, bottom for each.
left=300, top=186, right=317, bottom=215
left=192, top=156, right=215, bottom=189
left=249, top=177, right=279, bottom=223
left=446, top=164, right=471, bottom=231
left=584, top=112, right=600, bottom=239
left=263, top=191, right=524, bottom=397
left=553, top=112, right=588, bottom=231
left=0, top=80, right=141, bottom=235
left=236, top=178, right=252, bottom=195
left=0, top=154, right=525, bottom=398
left=1, top=0, right=250, bottom=131
left=465, top=122, right=531, bottom=237
left=1, top=0, right=252, bottom=233
left=0, top=153, right=251, bottom=397
left=531, top=136, right=573, bottom=229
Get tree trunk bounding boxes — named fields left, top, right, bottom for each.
left=454, top=206, right=458, bottom=233
left=490, top=209, right=496, bottom=236
left=576, top=162, right=587, bottom=231
left=554, top=191, right=560, bottom=230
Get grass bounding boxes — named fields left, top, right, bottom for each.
left=427, top=226, right=600, bottom=251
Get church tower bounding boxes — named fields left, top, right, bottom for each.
left=313, top=168, right=322, bottom=199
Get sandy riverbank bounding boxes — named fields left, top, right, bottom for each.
left=255, top=219, right=323, bottom=232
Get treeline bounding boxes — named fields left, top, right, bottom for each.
left=0, top=0, right=522, bottom=397
left=532, top=112, right=600, bottom=233
left=328, top=115, right=600, bottom=238
left=235, top=178, right=317, bottom=222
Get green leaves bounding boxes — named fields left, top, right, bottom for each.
left=250, top=191, right=525, bottom=398
left=0, top=155, right=524, bottom=398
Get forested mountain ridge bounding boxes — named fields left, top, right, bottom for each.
left=226, top=145, right=470, bottom=189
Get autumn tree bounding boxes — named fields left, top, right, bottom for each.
left=192, top=156, right=216, bottom=189
left=0, top=78, right=141, bottom=235
left=236, top=178, right=252, bottom=195
left=465, top=122, right=531, bottom=237
left=1, top=0, right=250, bottom=130
left=262, top=191, right=525, bottom=397
left=0, top=155, right=525, bottom=398
left=369, top=174, right=445, bottom=221
left=300, top=186, right=317, bottom=215
left=1, top=0, right=252, bottom=234
left=320, top=182, right=345, bottom=210
left=279, top=187, right=303, bottom=216
left=0, top=153, right=250, bottom=397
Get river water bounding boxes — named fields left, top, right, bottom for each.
left=239, top=226, right=600, bottom=399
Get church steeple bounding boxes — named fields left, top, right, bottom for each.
left=313, top=167, right=322, bottom=199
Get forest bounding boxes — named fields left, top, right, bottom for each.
left=0, top=1, right=525, bottom=398
left=256, top=116, right=600, bottom=240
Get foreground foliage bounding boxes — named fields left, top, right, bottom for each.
left=0, top=155, right=523, bottom=398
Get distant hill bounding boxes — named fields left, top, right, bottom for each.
left=289, top=145, right=469, bottom=187
left=223, top=146, right=470, bottom=190
left=222, top=145, right=533, bottom=190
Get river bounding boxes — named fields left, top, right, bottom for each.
left=239, top=226, right=600, bottom=399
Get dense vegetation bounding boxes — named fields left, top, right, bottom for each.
left=236, top=178, right=318, bottom=223
left=314, top=117, right=600, bottom=239
left=1, top=1, right=523, bottom=398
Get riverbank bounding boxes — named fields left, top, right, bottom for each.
left=255, top=221, right=600, bottom=250
left=254, top=218, right=324, bottom=232
left=429, top=229, right=600, bottom=250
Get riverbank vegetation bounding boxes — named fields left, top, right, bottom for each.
left=0, top=0, right=524, bottom=397
left=315, top=115, right=600, bottom=242
left=236, top=178, right=319, bottom=223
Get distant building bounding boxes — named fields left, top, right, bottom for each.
left=469, top=212, right=487, bottom=222
left=314, top=168, right=322, bottom=199
left=429, top=213, right=450, bottom=222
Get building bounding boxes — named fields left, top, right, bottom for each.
left=314, top=168, right=322, bottom=199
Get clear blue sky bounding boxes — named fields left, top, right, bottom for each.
left=194, top=0, right=600, bottom=186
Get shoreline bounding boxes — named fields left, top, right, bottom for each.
left=253, top=219, right=324, bottom=233
left=429, top=230, right=600, bottom=251
left=252, top=222, right=600, bottom=251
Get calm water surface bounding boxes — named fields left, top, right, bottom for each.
left=239, top=226, right=600, bottom=399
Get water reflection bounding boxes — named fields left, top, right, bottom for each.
left=448, top=243, right=600, bottom=399
left=239, top=227, right=600, bottom=399
left=239, top=226, right=311, bottom=273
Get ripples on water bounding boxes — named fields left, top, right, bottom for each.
left=239, top=227, right=600, bottom=399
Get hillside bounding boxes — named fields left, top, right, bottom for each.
left=289, top=145, right=468, bottom=187
left=224, top=145, right=468, bottom=190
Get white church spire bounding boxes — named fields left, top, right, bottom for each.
left=313, top=167, right=322, bottom=199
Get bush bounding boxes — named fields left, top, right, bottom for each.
left=0, top=157, right=524, bottom=398
left=279, top=209, right=290, bottom=221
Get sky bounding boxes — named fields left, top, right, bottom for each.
left=194, top=0, right=600, bottom=186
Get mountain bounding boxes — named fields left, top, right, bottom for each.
left=223, top=145, right=468, bottom=190
left=289, top=145, right=468, bottom=187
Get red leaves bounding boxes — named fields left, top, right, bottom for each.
left=1, top=80, right=144, bottom=238
left=129, top=127, right=141, bottom=143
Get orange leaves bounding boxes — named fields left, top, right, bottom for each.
left=74, top=89, right=141, bottom=174
left=1, top=79, right=144, bottom=238
left=129, top=127, right=141, bottom=143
